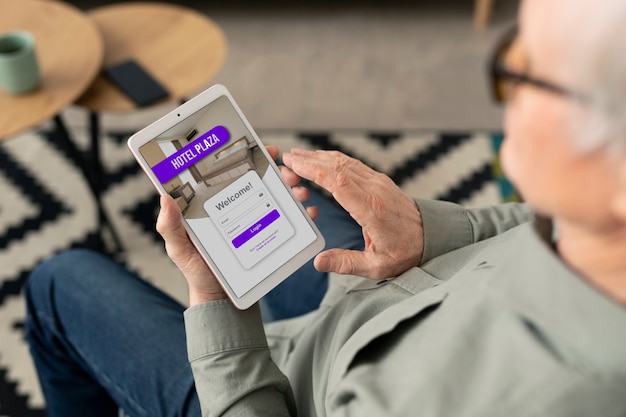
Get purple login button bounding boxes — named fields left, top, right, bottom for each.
left=232, top=209, right=280, bottom=249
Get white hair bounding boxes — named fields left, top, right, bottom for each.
left=565, top=0, right=626, bottom=155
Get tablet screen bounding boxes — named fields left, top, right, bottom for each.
left=136, top=94, right=319, bottom=298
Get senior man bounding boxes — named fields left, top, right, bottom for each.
left=25, top=0, right=626, bottom=415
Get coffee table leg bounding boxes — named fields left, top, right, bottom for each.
left=53, top=115, right=124, bottom=255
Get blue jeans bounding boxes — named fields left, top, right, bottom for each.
left=25, top=186, right=363, bottom=417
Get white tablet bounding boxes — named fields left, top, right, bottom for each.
left=127, top=84, right=325, bottom=309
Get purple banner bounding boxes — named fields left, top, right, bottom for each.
left=232, top=209, right=280, bottom=248
left=152, top=125, right=230, bottom=184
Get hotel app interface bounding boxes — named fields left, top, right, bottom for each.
left=139, top=96, right=316, bottom=297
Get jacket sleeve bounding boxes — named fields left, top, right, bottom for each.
left=417, top=199, right=533, bottom=264
left=184, top=300, right=296, bottom=417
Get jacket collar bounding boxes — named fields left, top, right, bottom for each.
left=482, top=217, right=626, bottom=374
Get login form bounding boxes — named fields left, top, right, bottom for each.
left=139, top=94, right=319, bottom=298
left=204, top=171, right=294, bottom=269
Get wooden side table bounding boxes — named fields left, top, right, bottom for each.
left=73, top=2, right=227, bottom=254
left=0, top=0, right=126, bottom=254
left=76, top=2, right=227, bottom=111
left=0, top=0, right=103, bottom=139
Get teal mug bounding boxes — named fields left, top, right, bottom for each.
left=0, top=30, right=40, bottom=94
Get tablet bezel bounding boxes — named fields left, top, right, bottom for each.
left=127, top=84, right=325, bottom=309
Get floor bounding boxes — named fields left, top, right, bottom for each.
left=64, top=0, right=520, bottom=132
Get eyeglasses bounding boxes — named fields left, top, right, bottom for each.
left=488, top=26, right=584, bottom=103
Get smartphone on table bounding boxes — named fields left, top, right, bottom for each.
left=127, top=84, right=325, bottom=309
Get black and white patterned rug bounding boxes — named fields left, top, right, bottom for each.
left=0, top=122, right=507, bottom=416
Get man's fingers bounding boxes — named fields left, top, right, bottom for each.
left=314, top=248, right=382, bottom=279
left=283, top=151, right=335, bottom=190
left=289, top=148, right=378, bottom=181
left=265, top=145, right=280, bottom=161
left=290, top=185, right=310, bottom=202
left=305, top=205, right=319, bottom=220
left=156, top=195, right=196, bottom=257
left=156, top=195, right=183, bottom=239
left=284, top=149, right=379, bottom=192
left=278, top=165, right=302, bottom=188
left=284, top=151, right=377, bottom=224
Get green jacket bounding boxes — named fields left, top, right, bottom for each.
left=184, top=199, right=626, bottom=417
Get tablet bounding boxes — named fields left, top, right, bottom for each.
left=127, top=84, right=325, bottom=309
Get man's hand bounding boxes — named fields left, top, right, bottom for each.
left=157, top=193, right=227, bottom=306
left=283, top=148, right=424, bottom=279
